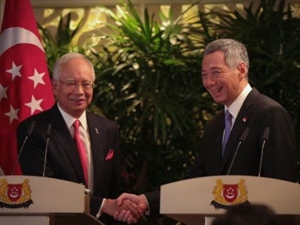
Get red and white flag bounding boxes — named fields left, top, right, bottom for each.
left=0, top=0, right=54, bottom=175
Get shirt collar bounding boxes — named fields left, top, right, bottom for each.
left=57, top=103, right=88, bottom=131
left=225, top=84, right=252, bottom=119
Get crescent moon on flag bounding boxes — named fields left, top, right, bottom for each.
left=0, top=27, right=45, bottom=57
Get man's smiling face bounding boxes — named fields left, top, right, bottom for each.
left=201, top=51, right=246, bottom=107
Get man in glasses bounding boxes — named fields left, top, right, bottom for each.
left=17, top=53, right=141, bottom=224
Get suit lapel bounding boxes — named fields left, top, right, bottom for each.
left=46, top=104, right=85, bottom=183
left=86, top=112, right=105, bottom=187
left=214, top=111, right=226, bottom=168
left=220, top=89, right=259, bottom=173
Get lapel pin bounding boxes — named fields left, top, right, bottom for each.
left=242, top=117, right=247, bottom=122
left=95, top=128, right=99, bottom=134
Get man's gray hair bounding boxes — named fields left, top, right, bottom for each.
left=204, top=39, right=249, bottom=75
left=52, top=52, right=95, bottom=80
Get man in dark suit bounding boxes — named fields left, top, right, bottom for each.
left=113, top=38, right=298, bottom=221
left=17, top=53, right=140, bottom=224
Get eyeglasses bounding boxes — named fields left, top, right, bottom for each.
left=58, top=80, right=95, bottom=91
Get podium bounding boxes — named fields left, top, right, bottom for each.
left=0, top=176, right=103, bottom=225
left=160, top=175, right=300, bottom=225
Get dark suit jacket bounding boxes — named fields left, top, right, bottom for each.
left=145, top=88, right=298, bottom=216
left=17, top=103, right=123, bottom=224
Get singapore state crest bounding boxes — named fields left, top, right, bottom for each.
left=211, top=178, right=249, bottom=209
left=0, top=178, right=33, bottom=208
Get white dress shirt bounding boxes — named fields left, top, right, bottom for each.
left=57, top=103, right=94, bottom=194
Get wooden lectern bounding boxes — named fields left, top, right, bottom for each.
left=160, top=175, right=300, bottom=225
left=0, top=176, right=103, bottom=225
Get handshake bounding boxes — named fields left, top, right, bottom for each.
left=102, top=193, right=149, bottom=224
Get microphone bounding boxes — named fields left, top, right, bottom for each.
left=258, top=127, right=270, bottom=177
left=11, top=121, right=35, bottom=175
left=227, top=127, right=249, bottom=175
left=42, top=123, right=52, bottom=177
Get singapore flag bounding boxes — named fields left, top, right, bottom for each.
left=0, top=0, right=54, bottom=175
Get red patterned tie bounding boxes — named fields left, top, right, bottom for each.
left=73, top=120, right=88, bottom=187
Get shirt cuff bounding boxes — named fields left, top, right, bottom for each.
left=142, top=194, right=150, bottom=216
left=96, top=198, right=106, bottom=218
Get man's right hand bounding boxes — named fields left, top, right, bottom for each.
left=113, top=193, right=149, bottom=223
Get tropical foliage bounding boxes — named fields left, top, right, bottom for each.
left=91, top=1, right=213, bottom=193
left=90, top=0, right=300, bottom=194
left=38, top=12, right=84, bottom=75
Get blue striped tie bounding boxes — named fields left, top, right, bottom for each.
left=222, top=110, right=232, bottom=156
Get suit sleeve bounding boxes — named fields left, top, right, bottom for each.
left=144, top=190, right=161, bottom=219
left=261, top=105, right=298, bottom=182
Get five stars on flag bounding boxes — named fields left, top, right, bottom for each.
left=1, top=61, right=47, bottom=123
